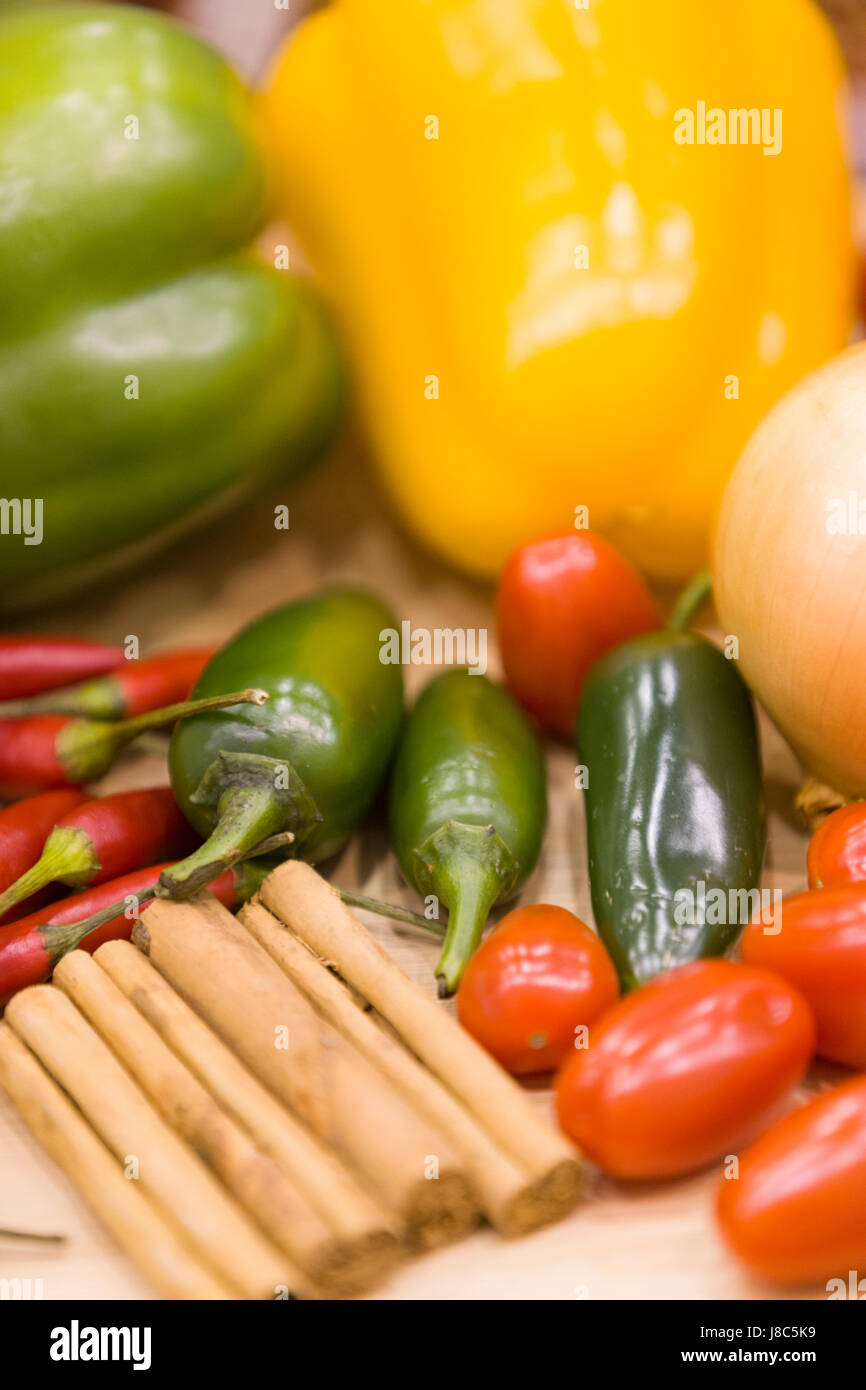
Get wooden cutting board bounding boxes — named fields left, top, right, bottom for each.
left=0, top=437, right=837, bottom=1301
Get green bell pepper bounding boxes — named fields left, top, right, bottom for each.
left=0, top=3, right=342, bottom=612
left=162, top=588, right=404, bottom=896
left=389, top=668, right=547, bottom=996
left=577, top=578, right=766, bottom=990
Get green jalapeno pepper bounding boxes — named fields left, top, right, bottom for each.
left=577, top=575, right=765, bottom=990
left=160, top=588, right=403, bottom=898
left=389, top=668, right=547, bottom=996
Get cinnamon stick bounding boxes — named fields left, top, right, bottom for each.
left=95, top=938, right=399, bottom=1287
left=260, top=861, right=583, bottom=1229
left=53, top=950, right=393, bottom=1297
left=133, top=894, right=479, bottom=1249
left=0, top=1023, right=231, bottom=1300
left=5, top=985, right=305, bottom=1299
left=239, top=900, right=537, bottom=1234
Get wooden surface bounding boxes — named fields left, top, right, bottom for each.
left=0, top=434, right=840, bottom=1302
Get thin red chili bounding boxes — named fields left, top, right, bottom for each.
left=0, top=787, right=198, bottom=920
left=0, top=686, right=267, bottom=797
left=0, top=862, right=237, bottom=1008
left=0, top=647, right=215, bottom=718
left=109, top=649, right=216, bottom=718
left=0, top=790, right=86, bottom=924
left=0, top=636, right=122, bottom=701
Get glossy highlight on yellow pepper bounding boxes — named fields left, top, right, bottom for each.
left=264, top=0, right=853, bottom=582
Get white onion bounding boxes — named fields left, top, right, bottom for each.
left=713, top=343, right=866, bottom=799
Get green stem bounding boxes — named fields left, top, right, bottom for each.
left=337, top=889, right=445, bottom=936
left=44, top=831, right=298, bottom=962
left=233, top=831, right=299, bottom=859
left=155, top=752, right=322, bottom=901
left=156, top=788, right=293, bottom=898
left=56, top=687, right=269, bottom=783
left=667, top=569, right=713, bottom=633
left=0, top=1228, right=66, bottom=1244
left=48, top=885, right=159, bottom=959
left=0, top=825, right=99, bottom=919
left=0, top=674, right=122, bottom=719
left=432, top=852, right=502, bottom=997
left=409, top=820, right=518, bottom=995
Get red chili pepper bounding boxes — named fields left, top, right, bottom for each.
left=107, top=649, right=216, bottom=718
left=0, top=636, right=122, bottom=701
left=0, top=790, right=86, bottom=924
left=0, top=787, right=198, bottom=921
left=0, top=647, right=215, bottom=719
left=0, top=686, right=267, bottom=798
left=0, top=859, right=264, bottom=1008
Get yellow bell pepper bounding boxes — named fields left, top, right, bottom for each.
left=264, top=0, right=852, bottom=582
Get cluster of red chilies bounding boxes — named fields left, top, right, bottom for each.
left=0, top=636, right=221, bottom=1004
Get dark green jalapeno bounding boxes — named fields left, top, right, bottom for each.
left=577, top=576, right=765, bottom=990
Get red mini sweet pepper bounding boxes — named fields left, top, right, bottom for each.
left=807, top=803, right=866, bottom=890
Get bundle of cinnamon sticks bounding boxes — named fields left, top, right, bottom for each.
left=0, top=861, right=582, bottom=1299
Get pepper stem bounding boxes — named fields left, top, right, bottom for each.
left=56, top=688, right=269, bottom=784
left=411, top=820, right=518, bottom=997
left=156, top=752, right=322, bottom=901
left=0, top=1228, right=66, bottom=1245
left=432, top=853, right=503, bottom=997
left=337, top=889, right=445, bottom=936
left=0, top=676, right=119, bottom=720
left=43, top=830, right=298, bottom=962
left=48, top=885, right=160, bottom=959
left=0, top=825, right=100, bottom=918
left=667, top=569, right=713, bottom=633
